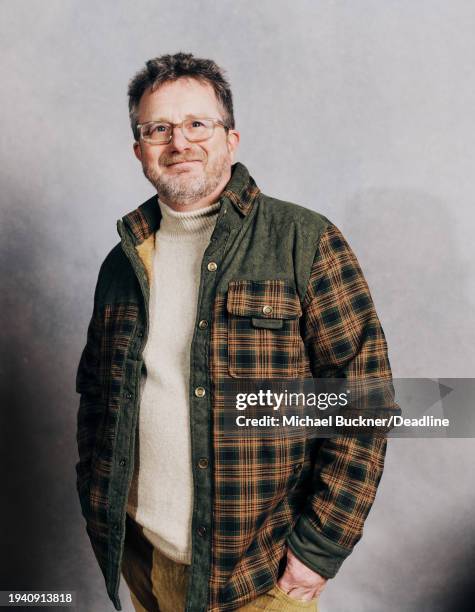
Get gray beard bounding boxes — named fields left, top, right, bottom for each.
left=143, top=154, right=229, bottom=206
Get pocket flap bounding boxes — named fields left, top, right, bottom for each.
left=226, top=279, right=302, bottom=319
left=251, top=317, right=284, bottom=329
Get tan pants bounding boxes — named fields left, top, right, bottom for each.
left=121, top=514, right=319, bottom=611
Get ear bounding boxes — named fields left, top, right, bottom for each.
left=226, top=130, right=240, bottom=163
left=133, top=141, right=143, bottom=162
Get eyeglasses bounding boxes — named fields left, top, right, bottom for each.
left=136, top=117, right=229, bottom=144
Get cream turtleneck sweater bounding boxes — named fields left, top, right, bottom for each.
left=126, top=196, right=221, bottom=564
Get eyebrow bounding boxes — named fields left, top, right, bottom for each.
left=145, top=113, right=213, bottom=123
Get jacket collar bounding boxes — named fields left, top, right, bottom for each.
left=221, top=161, right=261, bottom=218
left=119, top=161, right=260, bottom=246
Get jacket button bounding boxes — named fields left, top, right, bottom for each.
left=198, top=319, right=208, bottom=329
left=262, top=305, right=273, bottom=315
left=119, top=458, right=126, bottom=467
left=198, top=457, right=208, bottom=468
left=125, top=392, right=132, bottom=399
left=137, top=330, right=143, bottom=338
left=195, top=387, right=206, bottom=397
left=197, top=525, right=207, bottom=537
left=207, top=261, right=218, bottom=272
left=293, top=463, right=302, bottom=473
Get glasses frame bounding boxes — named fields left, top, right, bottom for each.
left=136, top=117, right=229, bottom=145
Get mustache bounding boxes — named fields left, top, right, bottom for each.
left=162, top=153, right=205, bottom=166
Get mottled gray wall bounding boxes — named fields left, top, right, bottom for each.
left=1, top=1, right=474, bottom=611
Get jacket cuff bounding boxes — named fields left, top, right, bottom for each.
left=286, top=515, right=353, bottom=578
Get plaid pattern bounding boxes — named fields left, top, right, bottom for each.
left=76, top=303, right=139, bottom=571
left=221, top=182, right=260, bottom=216
left=294, top=224, right=392, bottom=548
left=226, top=279, right=303, bottom=378
left=76, top=305, right=105, bottom=506
left=75, top=162, right=397, bottom=611
left=122, top=208, right=154, bottom=244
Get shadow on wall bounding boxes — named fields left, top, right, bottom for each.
left=0, top=186, right=113, bottom=609
left=339, top=188, right=474, bottom=378
left=448, top=557, right=475, bottom=612
left=424, top=513, right=475, bottom=612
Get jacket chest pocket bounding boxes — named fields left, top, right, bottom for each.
left=226, top=279, right=303, bottom=378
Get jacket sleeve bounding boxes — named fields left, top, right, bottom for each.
left=75, top=271, right=107, bottom=517
left=286, top=221, right=398, bottom=578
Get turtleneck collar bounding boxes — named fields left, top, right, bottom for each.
left=156, top=198, right=221, bottom=241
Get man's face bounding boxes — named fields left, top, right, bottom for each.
left=133, top=77, right=239, bottom=209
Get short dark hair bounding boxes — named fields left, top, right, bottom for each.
left=127, top=52, right=235, bottom=141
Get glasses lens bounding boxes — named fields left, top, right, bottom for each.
left=142, top=122, right=172, bottom=143
left=183, top=118, right=214, bottom=141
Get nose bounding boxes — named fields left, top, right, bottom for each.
left=168, top=125, right=191, bottom=151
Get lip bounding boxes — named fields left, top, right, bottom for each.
left=168, top=160, right=202, bottom=166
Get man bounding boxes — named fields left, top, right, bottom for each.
left=75, top=52, right=396, bottom=612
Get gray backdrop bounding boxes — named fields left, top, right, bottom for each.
left=1, top=1, right=474, bottom=611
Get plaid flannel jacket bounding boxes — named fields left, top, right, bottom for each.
left=75, top=161, right=396, bottom=611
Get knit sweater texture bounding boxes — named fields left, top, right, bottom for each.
left=126, top=196, right=221, bottom=564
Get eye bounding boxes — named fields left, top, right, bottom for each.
left=154, top=123, right=169, bottom=132
left=145, top=122, right=170, bottom=134
left=191, top=120, right=205, bottom=128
